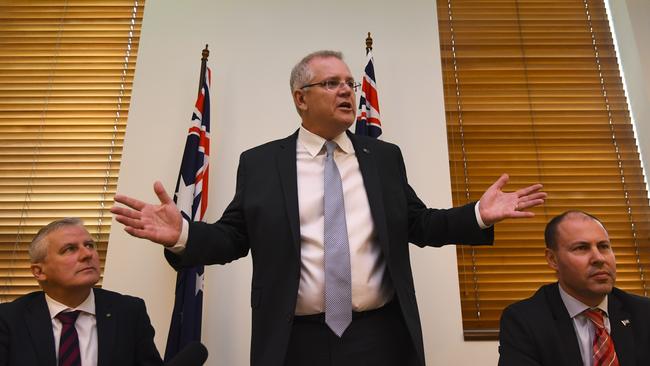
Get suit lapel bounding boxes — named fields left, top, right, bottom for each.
left=545, top=283, right=584, bottom=366
left=94, top=288, right=116, bottom=366
left=277, top=131, right=301, bottom=255
left=25, top=292, right=57, bottom=366
left=609, top=292, right=635, bottom=365
left=348, top=132, right=391, bottom=257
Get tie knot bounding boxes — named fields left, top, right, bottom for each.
left=56, top=310, right=81, bottom=325
left=583, top=308, right=606, bottom=329
left=325, top=141, right=337, bottom=156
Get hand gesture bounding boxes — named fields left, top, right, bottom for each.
left=478, top=174, right=547, bottom=226
left=110, top=181, right=182, bottom=247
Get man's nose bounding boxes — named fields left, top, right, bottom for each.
left=590, top=246, right=606, bottom=264
left=79, top=245, right=94, bottom=260
left=337, top=84, right=353, bottom=95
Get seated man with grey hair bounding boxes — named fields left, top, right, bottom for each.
left=0, top=218, right=163, bottom=366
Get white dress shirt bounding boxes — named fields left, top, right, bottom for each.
left=294, top=127, right=392, bottom=314
left=45, top=291, right=98, bottom=366
left=558, top=284, right=611, bottom=366
left=170, top=126, right=488, bottom=315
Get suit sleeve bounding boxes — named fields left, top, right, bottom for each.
left=498, top=304, right=543, bottom=366
left=166, top=154, right=250, bottom=269
left=133, top=298, right=163, bottom=366
left=390, top=144, right=493, bottom=247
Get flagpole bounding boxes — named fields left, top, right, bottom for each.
left=365, top=32, right=373, bottom=55
left=356, top=32, right=382, bottom=138
left=198, top=44, right=209, bottom=95
left=164, top=44, right=211, bottom=362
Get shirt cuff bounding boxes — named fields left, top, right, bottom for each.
left=166, top=218, right=189, bottom=254
left=474, top=201, right=491, bottom=229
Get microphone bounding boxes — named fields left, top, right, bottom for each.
left=166, top=341, right=208, bottom=366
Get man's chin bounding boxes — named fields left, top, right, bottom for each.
left=339, top=118, right=355, bottom=130
left=76, top=272, right=100, bottom=287
left=589, top=283, right=614, bottom=297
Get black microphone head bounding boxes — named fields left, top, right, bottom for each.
left=167, top=341, right=208, bottom=366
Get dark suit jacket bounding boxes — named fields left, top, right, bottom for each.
left=498, top=282, right=650, bottom=366
left=0, top=288, right=163, bottom=366
left=166, top=130, right=494, bottom=366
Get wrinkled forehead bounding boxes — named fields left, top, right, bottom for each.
left=46, top=225, right=93, bottom=247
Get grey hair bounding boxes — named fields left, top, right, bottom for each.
left=289, top=50, right=344, bottom=93
left=29, top=217, right=85, bottom=263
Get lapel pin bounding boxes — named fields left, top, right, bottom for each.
left=621, top=319, right=630, bottom=326
left=363, top=148, right=370, bottom=154
left=106, top=313, right=111, bottom=318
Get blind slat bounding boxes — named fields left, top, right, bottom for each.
left=439, top=0, right=650, bottom=341
left=0, top=0, right=144, bottom=302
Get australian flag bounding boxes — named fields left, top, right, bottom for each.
left=355, top=49, right=382, bottom=138
left=164, top=67, right=211, bottom=361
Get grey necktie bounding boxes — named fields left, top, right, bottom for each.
left=323, top=140, right=352, bottom=337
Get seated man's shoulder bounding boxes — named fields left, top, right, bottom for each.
left=502, top=284, right=555, bottom=320
left=612, top=286, right=650, bottom=303
left=611, top=286, right=650, bottom=314
left=93, top=287, right=146, bottom=309
left=0, top=291, right=44, bottom=312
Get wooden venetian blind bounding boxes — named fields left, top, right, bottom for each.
left=438, top=0, right=650, bottom=340
left=0, top=0, right=144, bottom=302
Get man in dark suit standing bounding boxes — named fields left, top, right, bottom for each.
left=0, top=218, right=163, bottom=366
left=499, top=210, right=650, bottom=366
left=111, top=50, right=546, bottom=366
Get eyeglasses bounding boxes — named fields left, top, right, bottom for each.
left=300, top=79, right=361, bottom=92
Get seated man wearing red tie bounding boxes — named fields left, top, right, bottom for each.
left=498, top=210, right=650, bottom=366
left=0, top=218, right=163, bottom=366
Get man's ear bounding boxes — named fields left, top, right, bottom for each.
left=293, top=89, right=308, bottom=113
left=545, top=248, right=558, bottom=271
left=31, top=263, right=46, bottom=282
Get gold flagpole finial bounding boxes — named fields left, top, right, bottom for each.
left=201, top=44, right=210, bottom=61
left=365, top=32, right=373, bottom=54
left=198, top=45, right=210, bottom=95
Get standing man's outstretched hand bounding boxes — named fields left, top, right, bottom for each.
left=110, top=181, right=182, bottom=247
left=479, top=174, right=547, bottom=226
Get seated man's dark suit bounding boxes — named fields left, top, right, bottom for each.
left=498, top=282, right=650, bottom=366
left=165, top=131, right=494, bottom=366
left=0, top=287, right=163, bottom=366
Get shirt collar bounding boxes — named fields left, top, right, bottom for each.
left=298, top=126, right=354, bottom=157
left=558, top=283, right=608, bottom=318
left=45, top=289, right=96, bottom=319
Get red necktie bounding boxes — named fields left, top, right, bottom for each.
left=583, top=309, right=619, bottom=366
left=56, top=310, right=81, bottom=366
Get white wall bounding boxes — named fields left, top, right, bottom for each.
left=608, top=0, right=650, bottom=186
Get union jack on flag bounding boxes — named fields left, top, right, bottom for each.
left=355, top=49, right=382, bottom=138
left=164, top=67, right=211, bottom=361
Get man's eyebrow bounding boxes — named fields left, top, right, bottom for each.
left=58, top=242, right=75, bottom=252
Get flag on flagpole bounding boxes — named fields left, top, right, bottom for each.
left=355, top=49, right=382, bottom=138
left=164, top=66, right=211, bottom=362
